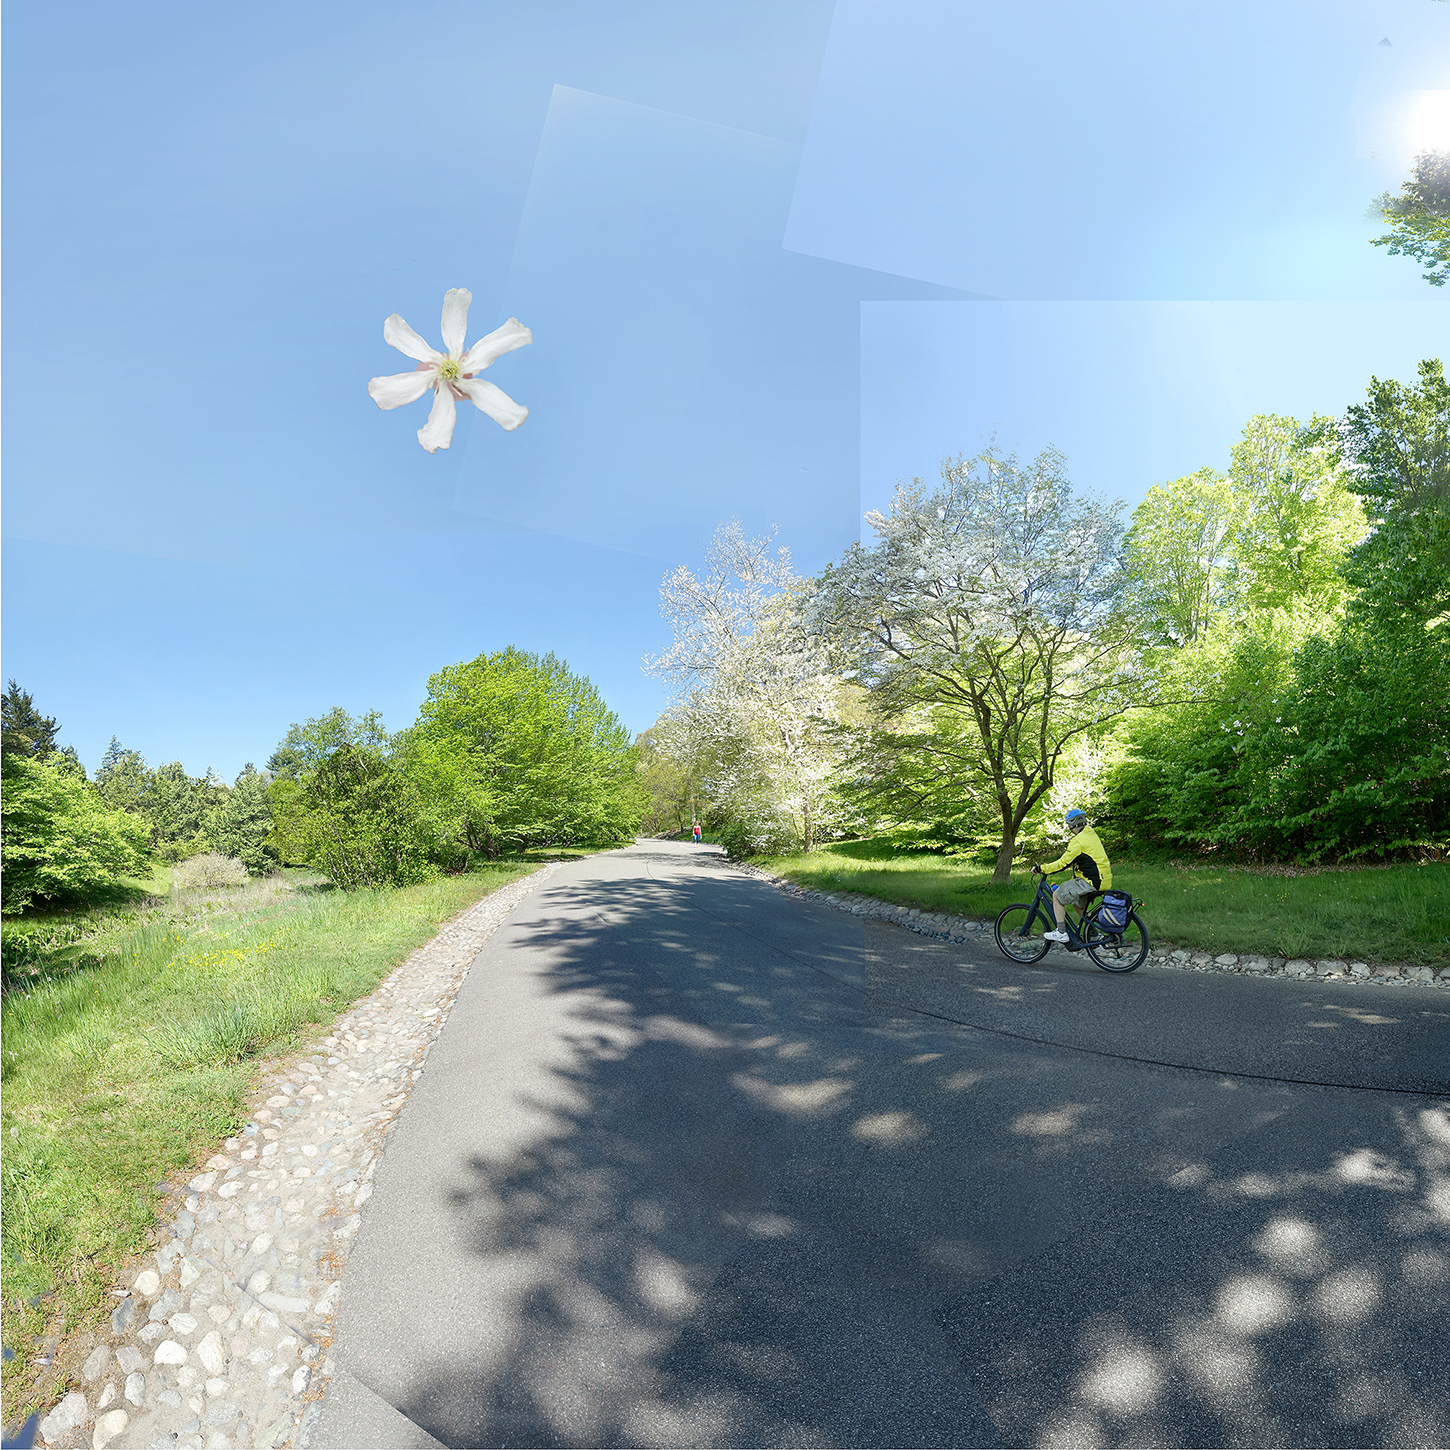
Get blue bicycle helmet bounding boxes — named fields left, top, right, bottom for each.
left=1065, top=809, right=1087, bottom=824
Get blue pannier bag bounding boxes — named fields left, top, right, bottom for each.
left=1097, top=890, right=1132, bottom=934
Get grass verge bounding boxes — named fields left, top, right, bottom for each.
left=752, top=837, right=1450, bottom=967
left=0, top=861, right=534, bottom=1417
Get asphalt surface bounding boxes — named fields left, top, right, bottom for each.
left=311, top=840, right=1450, bottom=1449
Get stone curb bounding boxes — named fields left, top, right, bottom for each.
left=734, top=862, right=1449, bottom=989
left=30, top=866, right=559, bottom=1450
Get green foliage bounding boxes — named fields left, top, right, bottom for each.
left=634, top=727, right=697, bottom=836
left=268, top=708, right=391, bottom=778
left=1254, top=622, right=1450, bottom=857
left=1225, top=413, right=1365, bottom=614
left=411, top=647, right=646, bottom=855
left=1105, top=607, right=1449, bottom=861
left=264, top=742, right=306, bottom=783
left=268, top=741, right=439, bottom=889
left=1368, top=150, right=1450, bottom=287
left=93, top=739, right=151, bottom=815
left=836, top=705, right=1016, bottom=860
left=1, top=681, right=60, bottom=760
left=1340, top=356, right=1450, bottom=627
left=1122, top=468, right=1238, bottom=646
left=1101, top=623, right=1290, bottom=852
left=1, top=754, right=151, bottom=914
left=93, top=741, right=231, bottom=859
left=206, top=765, right=277, bottom=875
left=146, top=760, right=228, bottom=858
left=53, top=745, right=87, bottom=780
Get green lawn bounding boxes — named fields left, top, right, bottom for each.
left=752, top=838, right=1450, bottom=967
left=0, top=860, right=536, bottom=1413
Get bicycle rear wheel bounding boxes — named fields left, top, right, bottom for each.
left=994, top=904, right=1051, bottom=963
left=1084, top=910, right=1149, bottom=972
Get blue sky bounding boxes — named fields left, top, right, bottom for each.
left=3, top=0, right=1446, bottom=779
left=860, top=303, right=1450, bottom=519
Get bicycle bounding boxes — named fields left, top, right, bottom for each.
left=993, top=868, right=1149, bottom=972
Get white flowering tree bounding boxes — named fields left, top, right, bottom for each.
left=805, top=445, right=1139, bottom=883
left=646, top=521, right=852, bottom=855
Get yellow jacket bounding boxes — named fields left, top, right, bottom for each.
left=1042, top=825, right=1112, bottom=891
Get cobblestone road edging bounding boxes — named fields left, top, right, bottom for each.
left=33, top=865, right=558, bottom=1450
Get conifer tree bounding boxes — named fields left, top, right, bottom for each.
left=1, top=681, right=60, bottom=759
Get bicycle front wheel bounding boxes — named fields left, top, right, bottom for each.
left=995, top=904, right=1051, bottom=963
left=1085, top=910, right=1149, bottom=972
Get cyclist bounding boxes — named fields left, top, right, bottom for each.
left=1035, top=809, right=1111, bottom=944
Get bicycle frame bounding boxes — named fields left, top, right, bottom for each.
left=1007, top=875, right=1079, bottom=948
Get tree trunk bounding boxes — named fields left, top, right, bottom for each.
left=992, top=825, right=1019, bottom=885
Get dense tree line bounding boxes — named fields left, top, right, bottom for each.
left=2, top=648, right=646, bottom=911
left=1, top=684, right=279, bottom=912
left=646, top=359, right=1450, bottom=869
left=267, top=648, right=646, bottom=888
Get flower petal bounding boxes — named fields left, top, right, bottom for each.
left=368, top=369, right=435, bottom=409
left=383, top=313, right=443, bottom=364
left=458, top=317, right=532, bottom=374
left=417, top=384, right=457, bottom=452
left=455, top=377, right=528, bottom=431
left=440, top=288, right=472, bottom=358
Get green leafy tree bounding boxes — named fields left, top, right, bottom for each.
left=1226, top=414, right=1365, bottom=615
left=1, top=682, right=60, bottom=760
left=1, top=754, right=151, bottom=913
left=267, top=709, right=390, bottom=780
left=1112, top=618, right=1449, bottom=861
left=1103, top=624, right=1300, bottom=852
left=1106, top=367, right=1450, bottom=860
left=410, top=648, right=645, bottom=856
left=93, top=739, right=151, bottom=815
left=207, top=765, right=277, bottom=875
left=1248, top=625, right=1449, bottom=858
left=1339, top=356, right=1450, bottom=627
left=1368, top=149, right=1450, bottom=287
left=1122, top=468, right=1239, bottom=646
left=268, top=742, right=437, bottom=889
left=635, top=726, right=701, bottom=837
left=836, top=701, right=1010, bottom=856
left=265, top=709, right=408, bottom=877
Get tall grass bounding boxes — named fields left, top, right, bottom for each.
left=0, top=863, right=531, bottom=1415
left=754, top=839, right=1450, bottom=966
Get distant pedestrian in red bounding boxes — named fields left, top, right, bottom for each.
left=693, top=821, right=702, bottom=844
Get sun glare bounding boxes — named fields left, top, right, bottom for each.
left=1408, top=90, right=1450, bottom=154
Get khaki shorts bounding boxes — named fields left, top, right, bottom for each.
left=1054, top=877, right=1098, bottom=908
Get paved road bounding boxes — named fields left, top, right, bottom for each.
left=312, top=841, right=1450, bottom=1449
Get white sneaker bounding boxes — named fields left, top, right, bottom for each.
left=1043, top=930, right=1069, bottom=943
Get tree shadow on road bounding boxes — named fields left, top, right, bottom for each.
left=334, top=846, right=1450, bottom=1448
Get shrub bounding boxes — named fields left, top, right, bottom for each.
left=171, top=853, right=249, bottom=890
left=267, top=744, right=437, bottom=889
left=1, top=754, right=151, bottom=913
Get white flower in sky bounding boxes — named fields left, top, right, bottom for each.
left=367, top=288, right=531, bottom=453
